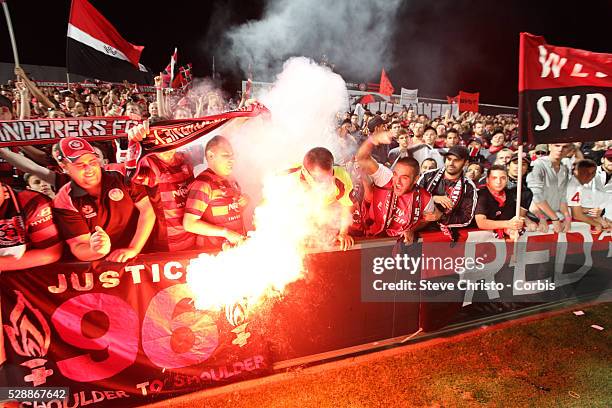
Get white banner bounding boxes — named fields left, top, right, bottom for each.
left=400, top=88, right=418, bottom=106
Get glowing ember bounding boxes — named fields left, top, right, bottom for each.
left=186, top=171, right=345, bottom=311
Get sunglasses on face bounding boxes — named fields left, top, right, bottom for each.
left=534, top=151, right=547, bottom=156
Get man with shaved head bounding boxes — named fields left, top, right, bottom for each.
left=183, top=136, right=248, bottom=252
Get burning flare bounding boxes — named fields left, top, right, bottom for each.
left=187, top=171, right=344, bottom=311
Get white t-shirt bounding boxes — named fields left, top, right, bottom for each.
left=566, top=177, right=588, bottom=207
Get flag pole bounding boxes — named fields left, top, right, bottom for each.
left=0, top=0, right=17, bottom=365
left=212, top=55, right=216, bottom=80
left=515, top=144, right=524, bottom=218
left=2, top=1, right=20, bottom=68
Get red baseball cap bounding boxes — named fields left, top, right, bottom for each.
left=57, top=137, right=97, bottom=163
left=604, top=149, right=612, bottom=159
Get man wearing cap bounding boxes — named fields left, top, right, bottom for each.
left=418, top=145, right=478, bottom=241
left=367, top=115, right=391, bottom=164
left=526, top=143, right=572, bottom=233
left=0, top=180, right=63, bottom=271
left=356, top=130, right=439, bottom=243
left=466, top=138, right=487, bottom=164
left=530, top=144, right=549, bottom=163
left=52, top=137, right=156, bottom=262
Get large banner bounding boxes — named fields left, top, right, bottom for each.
left=0, top=252, right=271, bottom=407
left=1, top=225, right=610, bottom=405
left=0, top=117, right=140, bottom=147
left=518, top=32, right=611, bottom=144
left=0, top=104, right=268, bottom=149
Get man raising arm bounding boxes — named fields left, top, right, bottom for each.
left=356, top=124, right=439, bottom=243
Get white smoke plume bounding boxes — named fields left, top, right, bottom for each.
left=228, top=56, right=350, bottom=223
left=186, top=57, right=354, bottom=310
left=221, top=0, right=402, bottom=80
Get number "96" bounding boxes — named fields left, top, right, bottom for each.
left=51, top=284, right=219, bottom=382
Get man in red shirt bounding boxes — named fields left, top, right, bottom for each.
left=183, top=136, right=248, bottom=252
left=0, top=182, right=63, bottom=271
left=356, top=128, right=440, bottom=243
left=52, top=137, right=155, bottom=262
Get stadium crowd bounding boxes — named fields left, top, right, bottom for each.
left=0, top=68, right=611, bottom=271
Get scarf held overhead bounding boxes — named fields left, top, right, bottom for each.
left=126, top=103, right=269, bottom=177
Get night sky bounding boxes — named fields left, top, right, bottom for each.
left=1, top=0, right=610, bottom=106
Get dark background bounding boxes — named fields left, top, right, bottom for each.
left=0, top=0, right=609, bottom=105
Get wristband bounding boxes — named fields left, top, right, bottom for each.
left=565, top=216, right=572, bottom=222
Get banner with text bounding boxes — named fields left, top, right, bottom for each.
left=400, top=88, right=418, bottom=107
left=458, top=91, right=480, bottom=112
left=518, top=32, right=612, bottom=144
left=0, top=117, right=141, bottom=147
left=0, top=252, right=271, bottom=407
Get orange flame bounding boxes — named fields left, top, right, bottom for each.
left=187, top=172, right=344, bottom=311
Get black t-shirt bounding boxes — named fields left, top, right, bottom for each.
left=52, top=169, right=148, bottom=251
left=475, top=187, right=518, bottom=221
left=506, top=176, right=533, bottom=211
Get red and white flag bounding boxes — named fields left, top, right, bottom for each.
left=519, top=32, right=611, bottom=144
left=67, top=0, right=151, bottom=84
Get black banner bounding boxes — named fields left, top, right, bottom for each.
left=519, top=86, right=611, bottom=144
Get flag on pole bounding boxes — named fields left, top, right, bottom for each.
left=66, top=0, right=151, bottom=84
left=518, top=32, right=611, bottom=144
left=379, top=68, right=395, bottom=96
left=161, top=48, right=178, bottom=88
left=458, top=91, right=479, bottom=112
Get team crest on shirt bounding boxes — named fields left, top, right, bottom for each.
left=69, top=139, right=85, bottom=150
left=108, top=188, right=124, bottom=202
left=495, top=210, right=502, bottom=217
left=81, top=205, right=97, bottom=219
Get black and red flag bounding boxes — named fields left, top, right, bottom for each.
left=518, top=32, right=611, bottom=144
left=67, top=0, right=152, bottom=84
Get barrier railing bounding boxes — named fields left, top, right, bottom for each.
left=0, top=224, right=610, bottom=406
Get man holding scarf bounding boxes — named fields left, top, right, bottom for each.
left=356, top=130, right=439, bottom=243
left=417, top=145, right=478, bottom=241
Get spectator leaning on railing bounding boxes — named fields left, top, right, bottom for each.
left=52, top=137, right=156, bottom=262
left=526, top=143, right=572, bottom=233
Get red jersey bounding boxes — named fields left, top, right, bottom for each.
left=52, top=169, right=148, bottom=251
left=364, top=180, right=433, bottom=237
left=0, top=187, right=61, bottom=251
left=185, top=169, right=245, bottom=251
left=133, top=154, right=196, bottom=251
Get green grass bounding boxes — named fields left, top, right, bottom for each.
left=150, top=303, right=612, bottom=408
